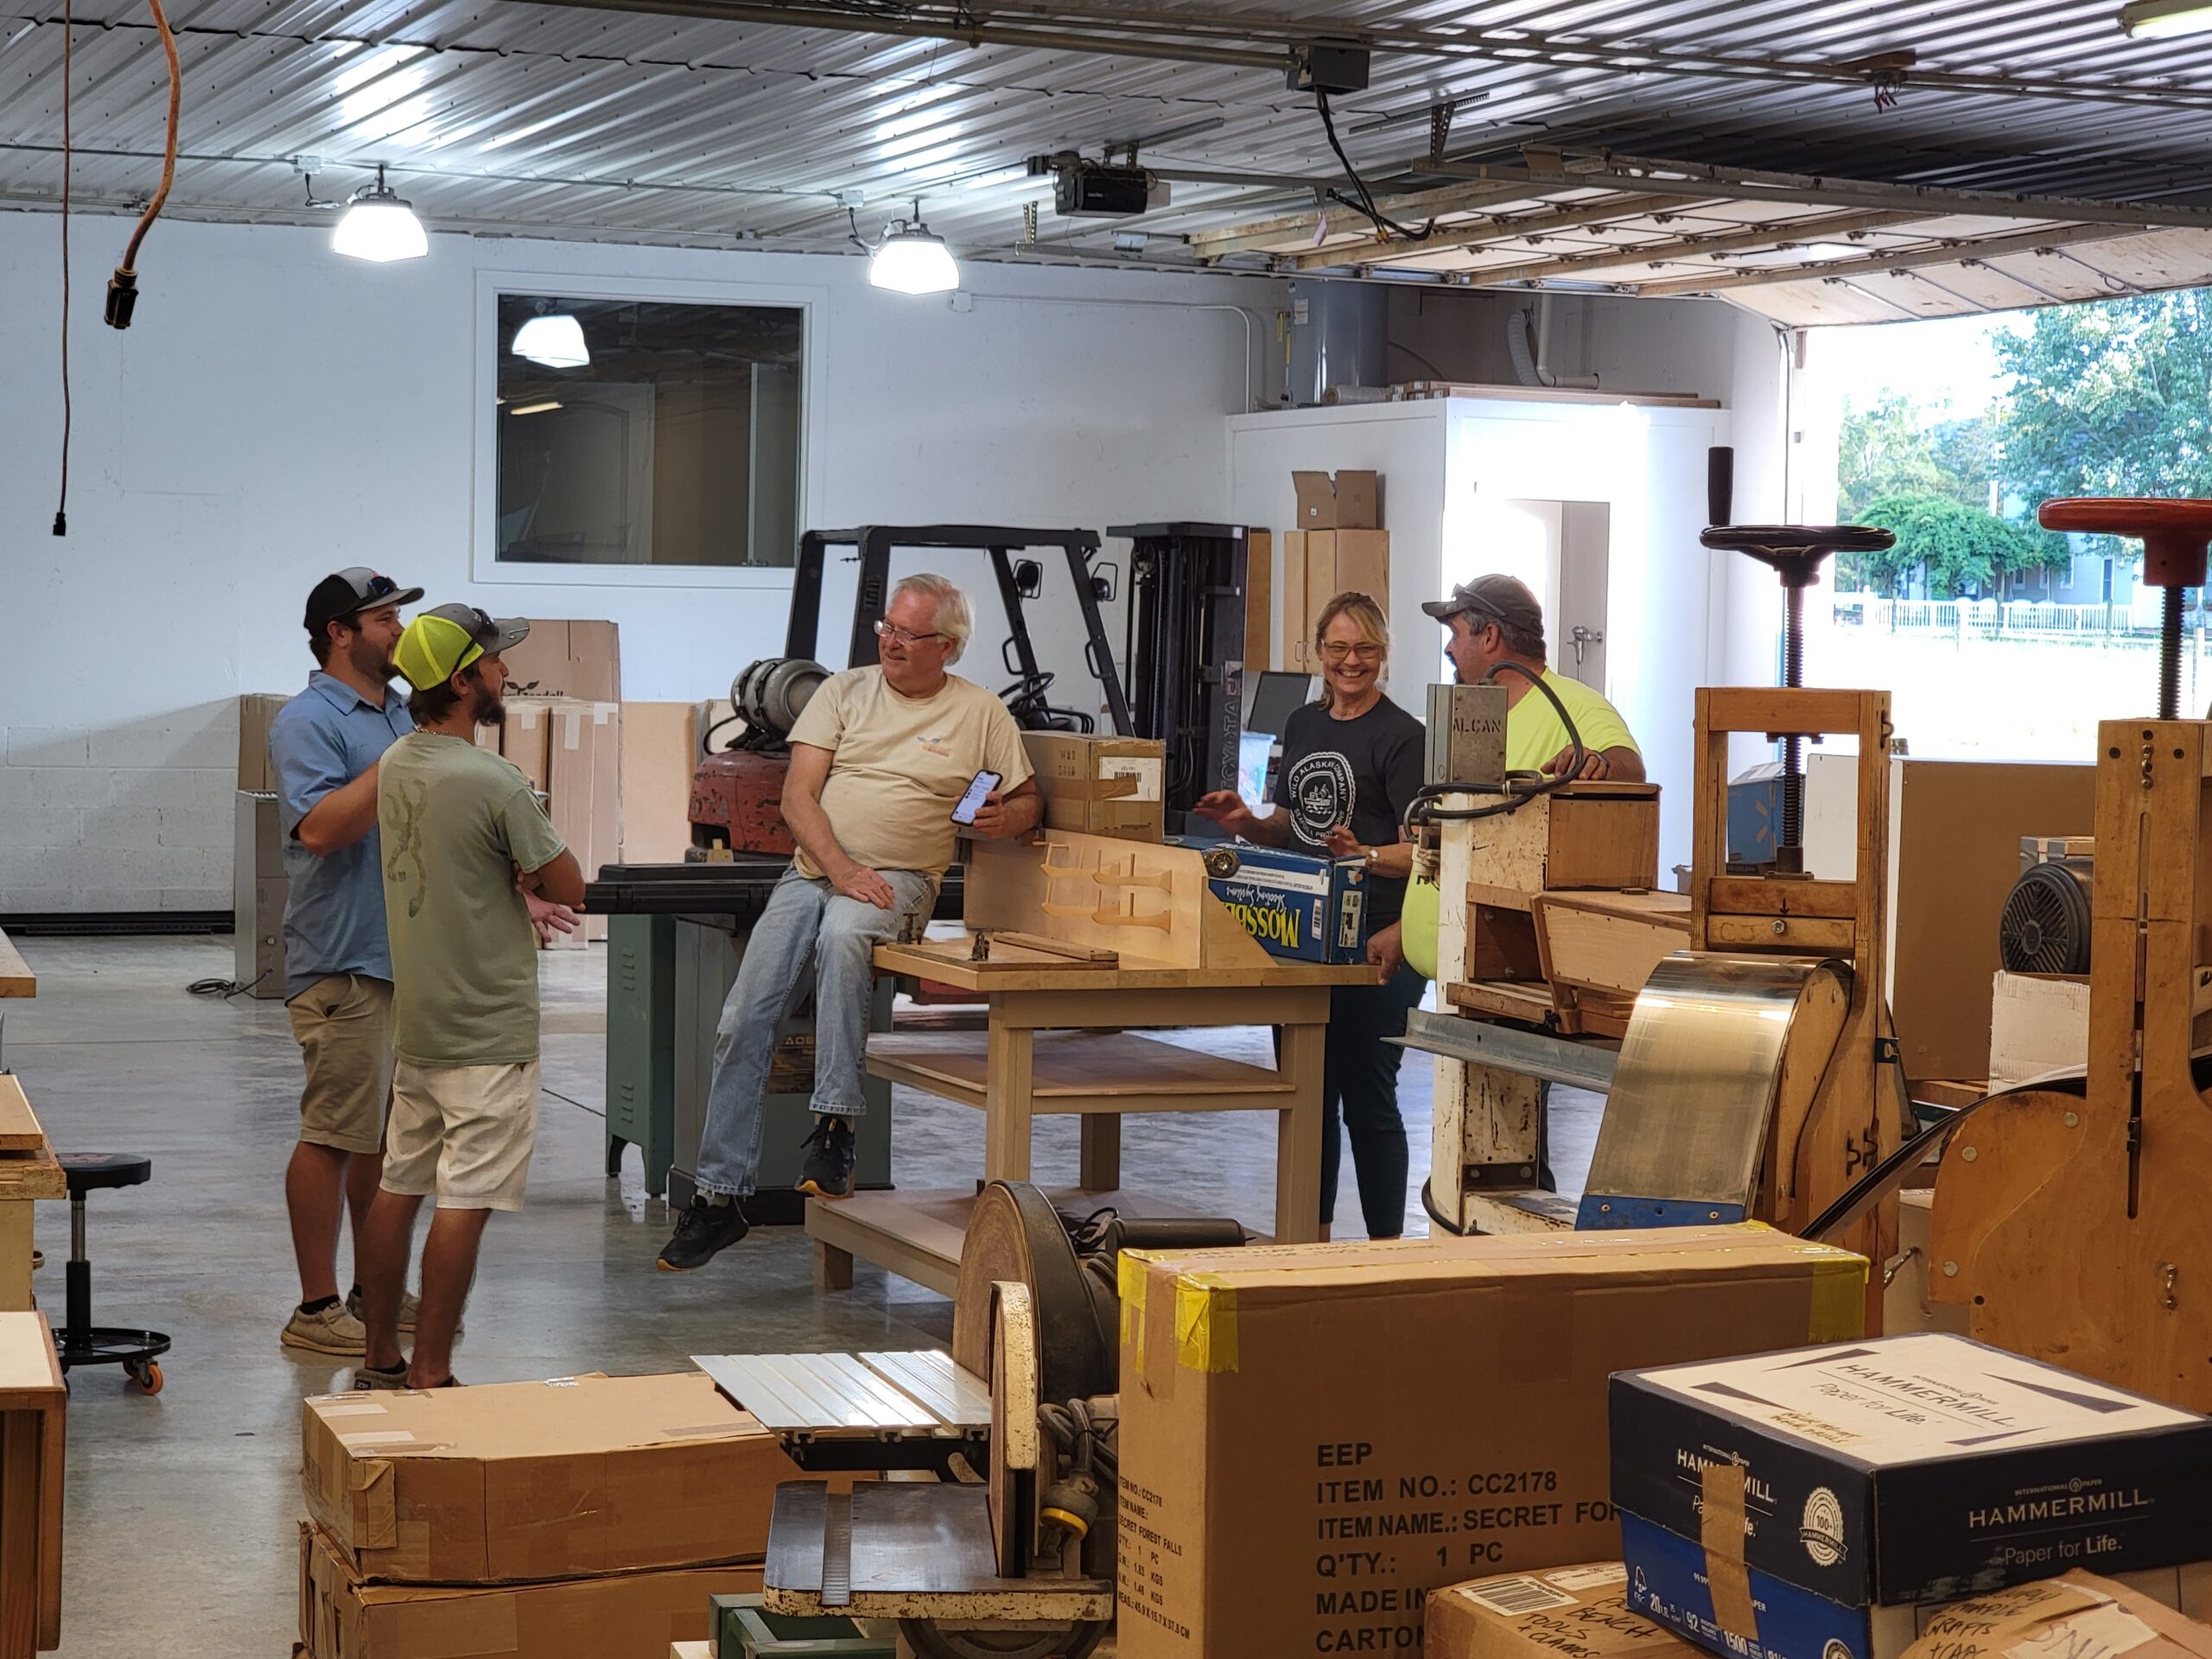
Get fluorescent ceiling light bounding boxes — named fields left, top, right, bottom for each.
left=331, top=165, right=428, bottom=262
left=512, top=313, right=590, bottom=369
left=870, top=222, right=961, bottom=296
left=508, top=399, right=563, bottom=416
left=2120, top=0, right=2212, bottom=35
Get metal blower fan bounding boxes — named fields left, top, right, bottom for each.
left=1998, top=857, right=2094, bottom=974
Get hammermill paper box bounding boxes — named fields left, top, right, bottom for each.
left=301, top=1371, right=804, bottom=1584
left=1611, top=1334, right=2212, bottom=1659
left=1115, top=1227, right=1870, bottom=1659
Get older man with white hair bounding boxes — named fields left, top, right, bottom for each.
left=658, top=573, right=1043, bottom=1270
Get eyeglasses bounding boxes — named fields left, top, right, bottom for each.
left=1319, top=642, right=1384, bottom=663
left=874, top=619, right=947, bottom=648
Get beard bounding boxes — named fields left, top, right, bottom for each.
left=468, top=677, right=506, bottom=728
left=347, top=633, right=397, bottom=684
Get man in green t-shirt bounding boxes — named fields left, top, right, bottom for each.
left=1423, top=574, right=1643, bottom=782
left=1376, top=575, right=1645, bottom=987
left=353, top=604, right=585, bottom=1390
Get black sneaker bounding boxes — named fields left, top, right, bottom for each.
left=657, top=1197, right=751, bottom=1271
left=797, top=1116, right=858, bottom=1200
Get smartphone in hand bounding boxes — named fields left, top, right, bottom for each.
left=950, top=769, right=1004, bottom=826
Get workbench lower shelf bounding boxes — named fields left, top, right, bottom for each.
left=806, top=1186, right=1255, bottom=1296
left=867, top=1031, right=1294, bottom=1114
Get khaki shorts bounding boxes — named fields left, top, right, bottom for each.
left=286, top=975, right=395, bottom=1155
left=383, top=1058, right=541, bottom=1212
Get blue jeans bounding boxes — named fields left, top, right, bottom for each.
left=694, top=866, right=935, bottom=1198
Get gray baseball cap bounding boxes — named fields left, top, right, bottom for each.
left=1423, top=575, right=1545, bottom=647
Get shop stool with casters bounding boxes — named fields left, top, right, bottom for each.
left=55, top=1153, right=170, bottom=1395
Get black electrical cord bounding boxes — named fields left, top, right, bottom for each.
left=53, top=0, right=71, bottom=536
left=700, top=711, right=744, bottom=755
left=187, top=969, right=269, bottom=999
left=1314, top=90, right=1435, bottom=244
left=1402, top=661, right=1587, bottom=831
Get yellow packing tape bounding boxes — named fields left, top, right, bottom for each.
left=1175, top=1274, right=1238, bottom=1374
left=1119, top=1254, right=1147, bottom=1368
left=1808, top=1252, right=1870, bottom=1343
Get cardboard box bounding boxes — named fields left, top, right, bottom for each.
left=1293, top=468, right=1381, bottom=531
left=298, top=1522, right=761, bottom=1659
left=547, top=700, right=623, bottom=939
left=1115, top=1227, right=1871, bottom=1659
left=1282, top=531, right=1311, bottom=671
left=1988, top=971, right=2092, bottom=1089
left=500, top=619, right=622, bottom=702
left=622, top=702, right=703, bottom=866
left=502, top=698, right=557, bottom=793
left=1020, top=733, right=1166, bottom=842
left=1899, top=1573, right=2212, bottom=1659
left=1206, top=844, right=1370, bottom=963
left=1429, top=1567, right=2212, bottom=1659
left=1612, top=1333, right=2212, bottom=1659
left=1799, top=756, right=2096, bottom=1084
left=300, top=1371, right=804, bottom=1585
left=1427, top=1564, right=1695, bottom=1659
left=239, top=692, right=291, bottom=791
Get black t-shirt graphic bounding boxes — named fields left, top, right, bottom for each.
left=1270, top=694, right=1426, bottom=927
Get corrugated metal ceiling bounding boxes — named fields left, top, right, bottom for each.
left=4, top=0, right=2212, bottom=321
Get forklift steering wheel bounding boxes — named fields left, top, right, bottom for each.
left=1000, top=671, right=1058, bottom=728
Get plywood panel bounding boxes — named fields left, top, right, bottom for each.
left=0, top=935, right=30, bottom=1000
left=1889, top=760, right=2097, bottom=1084
left=0, top=1081, right=45, bottom=1155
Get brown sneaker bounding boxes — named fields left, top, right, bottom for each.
left=282, top=1300, right=367, bottom=1357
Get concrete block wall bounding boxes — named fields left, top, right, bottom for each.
left=0, top=703, right=236, bottom=914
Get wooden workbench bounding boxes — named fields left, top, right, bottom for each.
left=0, top=1312, right=65, bottom=1659
left=808, top=832, right=1370, bottom=1294
left=0, top=931, right=33, bottom=1000
left=0, top=1081, right=65, bottom=1314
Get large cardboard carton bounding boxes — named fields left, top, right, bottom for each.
left=502, top=698, right=557, bottom=793
left=1427, top=1564, right=1696, bottom=1659
left=300, top=1372, right=804, bottom=1585
left=1898, top=1573, right=2212, bottom=1659
left=1430, top=1567, right=2212, bottom=1659
left=621, top=702, right=702, bottom=865
left=1612, top=1334, right=2212, bottom=1659
left=298, top=1522, right=761, bottom=1659
left=1020, top=733, right=1166, bottom=842
left=501, top=619, right=622, bottom=702
left=1293, top=468, right=1381, bottom=531
left=1115, top=1227, right=1870, bottom=1659
left=547, top=700, right=622, bottom=939
left=239, top=692, right=291, bottom=790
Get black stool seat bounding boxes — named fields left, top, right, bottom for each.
left=1700, top=524, right=1896, bottom=586
left=59, top=1153, right=152, bottom=1194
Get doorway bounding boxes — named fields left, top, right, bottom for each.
left=1452, top=497, right=1613, bottom=691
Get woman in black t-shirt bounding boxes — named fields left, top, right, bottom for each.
left=1192, top=592, right=1427, bottom=1238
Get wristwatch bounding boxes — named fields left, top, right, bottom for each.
left=1361, top=845, right=1380, bottom=872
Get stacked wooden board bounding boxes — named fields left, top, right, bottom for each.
left=0, top=1312, right=65, bottom=1659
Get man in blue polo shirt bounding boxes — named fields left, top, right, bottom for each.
left=270, top=569, right=423, bottom=1357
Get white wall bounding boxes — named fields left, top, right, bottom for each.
left=0, top=213, right=1282, bottom=912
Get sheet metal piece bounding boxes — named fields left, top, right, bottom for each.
left=1393, top=1007, right=1619, bottom=1092
left=694, top=1349, right=989, bottom=1435
left=1578, top=951, right=1853, bottom=1225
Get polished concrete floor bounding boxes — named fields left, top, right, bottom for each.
left=5, top=934, right=1599, bottom=1656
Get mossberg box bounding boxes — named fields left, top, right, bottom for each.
left=1204, top=843, right=1370, bottom=963
left=1611, top=1334, right=2212, bottom=1659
